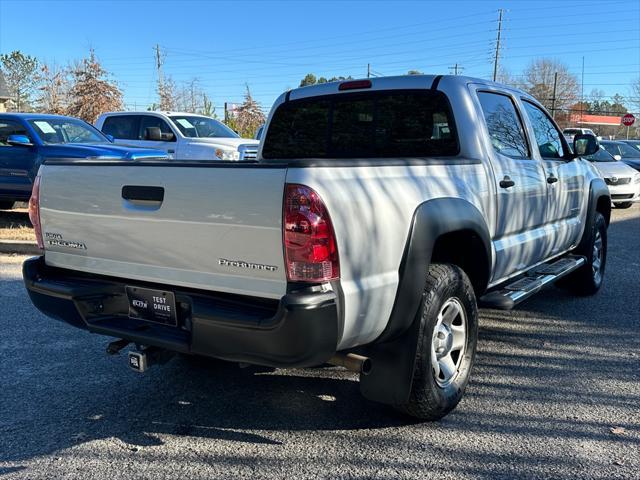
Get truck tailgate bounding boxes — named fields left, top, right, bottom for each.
left=39, top=163, right=288, bottom=299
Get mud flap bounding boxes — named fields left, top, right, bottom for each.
left=359, top=308, right=422, bottom=405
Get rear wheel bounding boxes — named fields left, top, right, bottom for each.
left=614, top=202, right=632, bottom=209
left=0, top=201, right=14, bottom=210
left=563, top=212, right=607, bottom=295
left=395, top=264, right=478, bottom=420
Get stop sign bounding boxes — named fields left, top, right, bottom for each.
left=622, top=113, right=635, bottom=126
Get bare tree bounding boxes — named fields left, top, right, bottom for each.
left=36, top=63, right=70, bottom=114
left=233, top=86, right=265, bottom=138
left=631, top=77, right=640, bottom=113
left=0, top=50, right=39, bottom=111
left=157, top=75, right=178, bottom=111
left=520, top=58, right=579, bottom=113
left=67, top=49, right=123, bottom=123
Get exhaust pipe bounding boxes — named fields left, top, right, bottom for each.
left=328, top=353, right=372, bottom=375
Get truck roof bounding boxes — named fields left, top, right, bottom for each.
left=0, top=112, right=86, bottom=122
left=99, top=111, right=213, bottom=118
left=284, top=74, right=532, bottom=103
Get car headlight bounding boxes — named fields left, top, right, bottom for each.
left=634, top=173, right=640, bottom=184
left=215, top=148, right=240, bottom=161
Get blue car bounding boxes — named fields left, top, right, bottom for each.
left=0, top=113, right=167, bottom=209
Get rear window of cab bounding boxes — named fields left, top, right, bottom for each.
left=262, top=90, right=459, bottom=159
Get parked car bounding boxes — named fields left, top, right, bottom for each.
left=583, top=146, right=640, bottom=208
left=254, top=124, right=264, bottom=141
left=600, top=139, right=640, bottom=171
left=24, top=75, right=609, bottom=421
left=96, top=111, right=260, bottom=161
left=563, top=127, right=598, bottom=143
left=0, top=113, right=167, bottom=210
left=620, top=139, right=640, bottom=152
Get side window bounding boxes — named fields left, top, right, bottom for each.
left=522, top=101, right=565, bottom=159
left=139, top=116, right=175, bottom=141
left=101, top=115, right=139, bottom=140
left=477, top=92, right=529, bottom=159
left=0, top=120, right=29, bottom=146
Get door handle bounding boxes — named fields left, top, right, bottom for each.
left=122, top=185, right=165, bottom=202
left=167, top=149, right=175, bottom=154
left=499, top=176, right=515, bottom=189
left=547, top=175, right=558, bottom=184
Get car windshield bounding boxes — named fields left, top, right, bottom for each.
left=585, top=146, right=616, bottom=162
left=169, top=116, right=239, bottom=138
left=28, top=118, right=108, bottom=144
left=616, top=141, right=640, bottom=158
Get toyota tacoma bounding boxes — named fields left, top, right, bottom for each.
left=23, top=75, right=610, bottom=420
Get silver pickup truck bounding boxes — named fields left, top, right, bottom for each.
left=23, top=75, right=609, bottom=420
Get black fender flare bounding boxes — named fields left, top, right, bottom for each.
left=583, top=177, right=610, bottom=232
left=360, top=197, right=491, bottom=405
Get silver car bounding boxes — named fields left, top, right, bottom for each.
left=585, top=146, right=640, bottom=208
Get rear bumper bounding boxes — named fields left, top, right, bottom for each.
left=23, top=256, right=339, bottom=368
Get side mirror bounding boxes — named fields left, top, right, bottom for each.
left=613, top=154, right=622, bottom=161
left=7, top=134, right=33, bottom=147
left=105, top=134, right=114, bottom=143
left=573, top=133, right=598, bottom=158
left=161, top=132, right=175, bottom=142
left=144, top=127, right=163, bottom=141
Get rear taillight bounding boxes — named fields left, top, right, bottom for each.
left=29, top=175, right=44, bottom=249
left=284, top=184, right=339, bottom=283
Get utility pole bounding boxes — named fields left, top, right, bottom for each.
left=155, top=44, right=164, bottom=86
left=367, top=63, right=371, bottom=79
left=155, top=44, right=164, bottom=110
left=492, top=8, right=504, bottom=82
left=551, top=71, right=558, bottom=119
left=224, top=102, right=228, bottom=123
left=449, top=63, right=464, bottom=75
left=580, top=56, right=585, bottom=124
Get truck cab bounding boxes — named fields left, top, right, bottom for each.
left=96, top=111, right=260, bottom=161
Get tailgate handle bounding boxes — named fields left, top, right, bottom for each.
left=122, top=185, right=165, bottom=202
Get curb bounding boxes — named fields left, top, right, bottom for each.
left=0, top=240, right=42, bottom=256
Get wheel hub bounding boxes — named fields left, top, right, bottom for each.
left=431, top=297, right=467, bottom=387
left=434, top=324, right=453, bottom=358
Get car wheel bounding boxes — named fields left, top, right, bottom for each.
left=564, top=212, right=607, bottom=296
left=394, top=264, right=478, bottom=421
left=614, top=202, right=633, bottom=209
left=0, top=201, right=14, bottom=210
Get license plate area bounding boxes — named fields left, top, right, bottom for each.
left=126, top=286, right=177, bottom=327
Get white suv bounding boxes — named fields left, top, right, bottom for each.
left=96, top=112, right=259, bottom=161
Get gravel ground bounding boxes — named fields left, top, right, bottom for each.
left=1, top=206, right=638, bottom=480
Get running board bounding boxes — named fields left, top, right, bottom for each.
left=480, top=255, right=586, bottom=310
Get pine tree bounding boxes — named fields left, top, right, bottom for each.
left=0, top=50, right=39, bottom=111
left=67, top=49, right=123, bottom=123
left=233, top=86, right=265, bottom=138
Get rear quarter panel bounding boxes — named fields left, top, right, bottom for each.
left=287, top=162, right=491, bottom=349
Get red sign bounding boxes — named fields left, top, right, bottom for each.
left=622, top=113, right=635, bottom=127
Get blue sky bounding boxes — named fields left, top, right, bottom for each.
left=1, top=0, right=638, bottom=115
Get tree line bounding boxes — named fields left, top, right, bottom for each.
left=0, top=49, right=265, bottom=138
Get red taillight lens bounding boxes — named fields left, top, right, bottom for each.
left=29, top=175, right=44, bottom=249
left=338, top=79, right=372, bottom=91
left=284, top=184, right=339, bottom=282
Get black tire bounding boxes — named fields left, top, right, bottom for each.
left=614, top=202, right=633, bottom=209
left=564, top=212, right=607, bottom=296
left=395, top=264, right=478, bottom=420
left=0, top=201, right=14, bottom=210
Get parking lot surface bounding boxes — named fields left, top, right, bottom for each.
left=1, top=206, right=639, bottom=480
